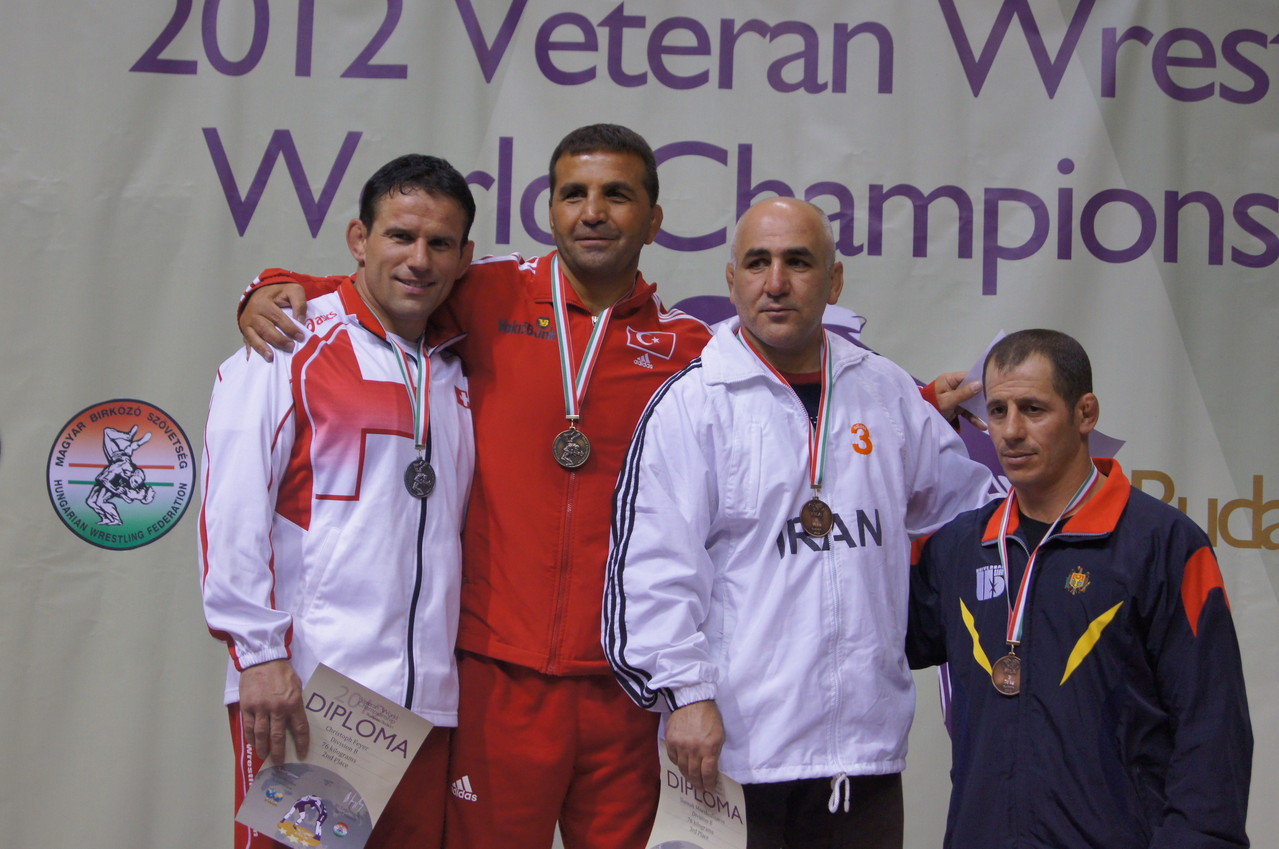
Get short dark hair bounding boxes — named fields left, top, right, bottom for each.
left=358, top=154, right=476, bottom=244
left=984, top=329, right=1093, bottom=408
left=547, top=124, right=659, bottom=205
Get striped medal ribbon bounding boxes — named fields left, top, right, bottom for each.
left=388, top=334, right=434, bottom=499
left=992, top=464, right=1100, bottom=694
left=550, top=254, right=613, bottom=469
left=737, top=328, right=836, bottom=536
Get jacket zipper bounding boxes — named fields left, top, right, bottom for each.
left=404, top=434, right=432, bottom=708
left=546, top=468, right=579, bottom=675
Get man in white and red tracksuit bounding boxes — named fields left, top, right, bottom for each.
left=201, top=154, right=476, bottom=849
left=237, top=125, right=711, bottom=849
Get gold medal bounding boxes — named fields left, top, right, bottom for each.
left=992, top=652, right=1021, bottom=696
left=404, top=457, right=435, bottom=499
left=800, top=497, right=833, bottom=537
left=553, top=426, right=591, bottom=469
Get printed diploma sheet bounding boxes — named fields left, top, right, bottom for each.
left=234, top=664, right=433, bottom=848
left=645, top=744, right=748, bottom=849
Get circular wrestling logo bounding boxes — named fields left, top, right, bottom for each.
left=46, top=399, right=195, bottom=550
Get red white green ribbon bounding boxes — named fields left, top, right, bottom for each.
left=1000, top=464, right=1100, bottom=645
left=357, top=285, right=430, bottom=455
left=736, top=328, right=834, bottom=493
left=388, top=335, right=430, bottom=455
left=551, top=254, right=613, bottom=424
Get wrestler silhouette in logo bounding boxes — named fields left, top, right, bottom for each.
left=86, top=425, right=155, bottom=525
left=278, top=794, right=328, bottom=845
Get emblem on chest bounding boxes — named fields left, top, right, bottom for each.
left=1065, top=568, right=1092, bottom=595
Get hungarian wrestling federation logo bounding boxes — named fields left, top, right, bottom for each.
left=46, top=399, right=194, bottom=550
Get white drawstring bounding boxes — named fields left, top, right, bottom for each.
left=828, top=772, right=851, bottom=813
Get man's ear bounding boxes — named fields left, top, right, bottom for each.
left=346, top=219, right=368, bottom=265
left=1076, top=392, right=1099, bottom=436
left=644, top=203, right=664, bottom=245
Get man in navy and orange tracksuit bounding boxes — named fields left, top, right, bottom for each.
left=908, top=329, right=1252, bottom=849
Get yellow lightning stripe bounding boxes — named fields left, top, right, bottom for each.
left=960, top=600, right=993, bottom=675
left=1061, top=601, right=1124, bottom=685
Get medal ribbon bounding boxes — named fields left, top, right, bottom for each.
left=551, top=254, right=613, bottom=424
left=736, top=329, right=834, bottom=492
left=389, top=335, right=431, bottom=454
left=354, top=281, right=431, bottom=453
left=999, top=464, right=1100, bottom=645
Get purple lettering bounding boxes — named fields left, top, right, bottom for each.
left=519, top=175, right=555, bottom=247
left=535, top=12, right=598, bottom=85
left=455, top=0, right=530, bottom=83
left=1163, top=191, right=1225, bottom=265
left=805, top=182, right=863, bottom=256
left=1152, top=27, right=1215, bottom=102
left=1100, top=26, right=1153, bottom=98
left=600, top=3, right=646, bottom=87
left=1056, top=159, right=1075, bottom=259
left=466, top=136, right=515, bottom=244
left=1232, top=194, right=1279, bottom=268
left=718, top=19, right=770, bottom=90
left=766, top=22, right=825, bottom=94
left=1080, top=189, right=1156, bottom=263
left=201, top=0, right=269, bottom=77
left=1219, top=30, right=1272, bottom=105
left=342, top=0, right=407, bottom=79
left=736, top=143, right=794, bottom=220
left=982, top=188, right=1049, bottom=295
left=648, top=17, right=711, bottom=90
left=940, top=0, right=1096, bottom=98
left=131, top=0, right=198, bottom=74
left=832, top=22, right=893, bottom=94
left=296, top=0, right=315, bottom=76
left=653, top=141, right=728, bottom=251
left=868, top=185, right=973, bottom=259
left=203, top=128, right=361, bottom=237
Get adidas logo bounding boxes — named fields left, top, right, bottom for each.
left=633, top=353, right=654, bottom=369
left=451, top=775, right=478, bottom=802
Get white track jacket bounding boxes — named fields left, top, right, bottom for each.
left=604, top=320, right=992, bottom=783
left=200, top=281, right=473, bottom=726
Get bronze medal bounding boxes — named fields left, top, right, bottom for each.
left=800, top=497, right=834, bottom=537
left=553, top=427, right=591, bottom=469
left=992, top=653, right=1021, bottom=696
left=404, top=457, right=436, bottom=499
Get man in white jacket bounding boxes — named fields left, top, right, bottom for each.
left=200, top=154, right=476, bottom=849
left=603, top=197, right=993, bottom=849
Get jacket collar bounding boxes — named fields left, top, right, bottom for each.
left=702, top=317, right=871, bottom=387
left=528, top=251, right=656, bottom=319
left=982, top=457, right=1130, bottom=544
left=336, top=276, right=464, bottom=355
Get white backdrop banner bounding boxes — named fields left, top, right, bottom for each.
left=2, top=2, right=1275, bottom=847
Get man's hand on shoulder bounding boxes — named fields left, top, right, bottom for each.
left=238, top=659, right=309, bottom=763
left=666, top=699, right=725, bottom=794
left=239, top=276, right=309, bottom=362
left=928, top=371, right=987, bottom=431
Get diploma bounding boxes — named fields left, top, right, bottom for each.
left=234, top=664, right=434, bottom=848
left=645, top=744, right=748, bottom=849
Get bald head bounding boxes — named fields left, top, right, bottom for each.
left=729, top=197, right=837, bottom=271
